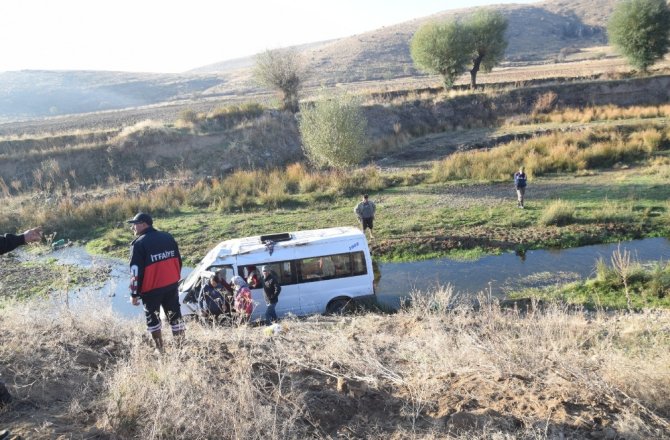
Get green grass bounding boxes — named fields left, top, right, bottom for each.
left=512, top=259, right=670, bottom=309
left=0, top=255, right=108, bottom=300
left=80, top=162, right=670, bottom=265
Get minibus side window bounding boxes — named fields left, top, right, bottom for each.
left=298, top=257, right=322, bottom=282
left=278, top=261, right=297, bottom=285
left=331, top=254, right=351, bottom=278
left=240, top=261, right=298, bottom=286
left=297, top=252, right=367, bottom=283
left=351, top=251, right=367, bottom=276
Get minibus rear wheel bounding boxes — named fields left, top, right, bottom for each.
left=326, top=297, right=352, bottom=315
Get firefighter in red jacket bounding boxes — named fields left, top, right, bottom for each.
left=128, top=212, right=184, bottom=350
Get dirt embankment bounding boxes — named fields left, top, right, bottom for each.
left=3, top=74, right=670, bottom=193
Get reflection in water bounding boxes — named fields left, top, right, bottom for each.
left=374, top=238, right=670, bottom=310
left=38, top=238, right=670, bottom=318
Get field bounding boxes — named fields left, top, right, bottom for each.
left=2, top=45, right=670, bottom=438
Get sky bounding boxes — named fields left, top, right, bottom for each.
left=0, top=0, right=538, bottom=74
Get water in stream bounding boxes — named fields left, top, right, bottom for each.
left=43, top=237, right=670, bottom=318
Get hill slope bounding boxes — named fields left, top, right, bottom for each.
left=0, top=0, right=617, bottom=121
left=195, top=0, right=615, bottom=86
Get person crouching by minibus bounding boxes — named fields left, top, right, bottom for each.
left=231, top=276, right=253, bottom=324
left=198, top=274, right=229, bottom=321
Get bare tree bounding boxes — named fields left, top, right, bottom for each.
left=253, top=48, right=304, bottom=112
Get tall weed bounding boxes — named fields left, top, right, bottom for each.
left=431, top=126, right=668, bottom=183
left=539, top=199, right=576, bottom=226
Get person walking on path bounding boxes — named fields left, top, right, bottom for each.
left=127, top=212, right=185, bottom=351
left=261, top=265, right=281, bottom=323
left=354, top=194, right=376, bottom=239
left=513, top=166, right=528, bottom=209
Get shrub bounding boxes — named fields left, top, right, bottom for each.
left=178, top=109, right=199, bottom=124
left=539, top=200, right=576, bottom=226
left=333, top=166, right=386, bottom=196
left=298, top=94, right=369, bottom=169
left=647, top=261, right=670, bottom=298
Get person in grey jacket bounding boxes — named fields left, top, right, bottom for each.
left=354, top=194, right=376, bottom=238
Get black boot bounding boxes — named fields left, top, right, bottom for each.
left=151, top=330, right=164, bottom=353
left=0, top=381, right=11, bottom=405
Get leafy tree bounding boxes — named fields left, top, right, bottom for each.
left=298, top=94, right=368, bottom=169
left=464, top=10, right=508, bottom=89
left=608, top=0, right=670, bottom=71
left=410, top=10, right=508, bottom=89
left=253, top=48, right=304, bottom=112
left=410, top=20, right=471, bottom=89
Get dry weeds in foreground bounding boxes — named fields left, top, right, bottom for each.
left=1, top=288, right=669, bottom=439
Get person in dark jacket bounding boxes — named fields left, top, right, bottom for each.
left=261, top=265, right=281, bottom=323
left=128, top=212, right=184, bottom=350
left=0, top=227, right=42, bottom=255
left=513, top=166, right=528, bottom=209
left=198, top=274, right=229, bottom=319
left=0, top=226, right=42, bottom=438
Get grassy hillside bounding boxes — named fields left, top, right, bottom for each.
left=195, top=0, right=615, bottom=86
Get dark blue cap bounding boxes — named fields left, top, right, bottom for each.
left=126, top=212, right=153, bottom=225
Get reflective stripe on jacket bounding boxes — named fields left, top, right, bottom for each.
left=129, top=227, right=182, bottom=296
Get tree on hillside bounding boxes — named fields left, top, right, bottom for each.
left=410, top=20, right=471, bottom=89
left=253, top=48, right=304, bottom=112
left=298, top=94, right=368, bottom=169
left=464, top=10, right=508, bottom=89
left=608, top=0, right=670, bottom=72
left=410, top=10, right=508, bottom=90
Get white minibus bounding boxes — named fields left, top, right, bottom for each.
left=179, top=226, right=375, bottom=320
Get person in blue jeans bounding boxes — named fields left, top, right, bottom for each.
left=261, top=266, right=281, bottom=323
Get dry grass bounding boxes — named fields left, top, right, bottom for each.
left=516, top=104, right=670, bottom=125
left=431, top=125, right=668, bottom=183
left=1, top=287, right=669, bottom=439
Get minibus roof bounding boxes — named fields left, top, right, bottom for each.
left=213, top=226, right=364, bottom=258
